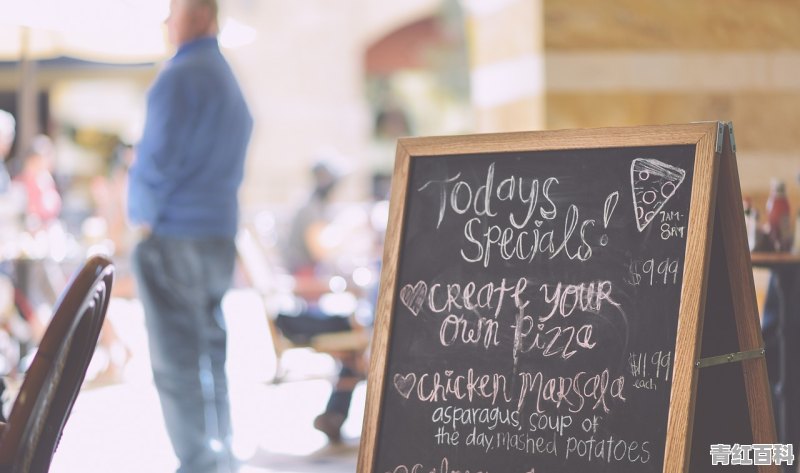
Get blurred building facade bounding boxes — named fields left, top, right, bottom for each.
left=0, top=0, right=797, bottom=215
left=466, top=0, right=800, bottom=209
left=228, top=0, right=799, bottom=212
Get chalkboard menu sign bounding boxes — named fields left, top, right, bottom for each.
left=358, top=123, right=776, bottom=473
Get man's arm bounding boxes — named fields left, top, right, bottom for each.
left=127, top=68, right=196, bottom=229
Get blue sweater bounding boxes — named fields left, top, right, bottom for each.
left=128, top=37, right=253, bottom=238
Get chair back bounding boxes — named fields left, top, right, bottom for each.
left=0, top=255, right=114, bottom=473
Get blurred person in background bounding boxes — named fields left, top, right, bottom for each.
left=0, top=110, right=21, bottom=239
left=14, top=135, right=61, bottom=232
left=284, top=159, right=343, bottom=278
left=0, top=109, right=15, bottom=423
left=11, top=134, right=63, bottom=334
left=127, top=0, right=252, bottom=471
left=279, top=158, right=367, bottom=443
left=0, top=113, right=39, bottom=393
left=0, top=110, right=25, bottom=240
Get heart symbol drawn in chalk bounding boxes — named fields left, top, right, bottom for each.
left=399, top=281, right=427, bottom=316
left=393, top=373, right=416, bottom=399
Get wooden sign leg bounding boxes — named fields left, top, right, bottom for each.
left=689, top=124, right=779, bottom=472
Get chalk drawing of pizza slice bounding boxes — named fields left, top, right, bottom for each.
left=630, top=158, right=686, bottom=232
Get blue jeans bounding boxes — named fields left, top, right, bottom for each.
left=133, top=235, right=237, bottom=473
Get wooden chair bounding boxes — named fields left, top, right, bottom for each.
left=0, top=255, right=114, bottom=473
left=236, top=226, right=369, bottom=382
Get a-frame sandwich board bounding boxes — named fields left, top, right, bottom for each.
left=357, top=122, right=778, bottom=473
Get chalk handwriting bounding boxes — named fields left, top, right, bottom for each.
left=418, top=163, right=556, bottom=230
left=401, top=281, right=428, bottom=316
left=511, top=280, right=625, bottom=362
left=394, top=373, right=416, bottom=399
left=461, top=206, right=594, bottom=268
left=513, top=320, right=597, bottom=360
left=527, top=412, right=574, bottom=436
left=629, top=351, right=672, bottom=381
left=630, top=158, right=686, bottom=232
left=435, top=426, right=460, bottom=446
left=517, top=369, right=627, bottom=414
left=657, top=210, right=687, bottom=240
left=626, top=258, right=680, bottom=286
left=537, top=280, right=621, bottom=322
left=432, top=406, right=520, bottom=432
left=467, top=429, right=558, bottom=455
left=384, top=457, right=489, bottom=473
left=427, top=277, right=528, bottom=319
left=418, top=163, right=598, bottom=266
left=603, top=191, right=620, bottom=229
left=393, top=368, right=513, bottom=405
left=439, top=314, right=500, bottom=349
left=565, top=435, right=651, bottom=463
left=418, top=173, right=464, bottom=230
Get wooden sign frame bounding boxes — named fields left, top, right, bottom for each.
left=358, top=122, right=776, bottom=473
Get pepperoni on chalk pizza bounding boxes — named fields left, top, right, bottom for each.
left=630, top=158, right=686, bottom=232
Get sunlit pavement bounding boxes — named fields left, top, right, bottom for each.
left=49, top=290, right=364, bottom=473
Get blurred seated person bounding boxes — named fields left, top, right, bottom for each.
left=278, top=157, right=366, bottom=443
left=284, top=159, right=342, bottom=291
left=14, top=135, right=61, bottom=233
left=11, top=135, right=63, bottom=324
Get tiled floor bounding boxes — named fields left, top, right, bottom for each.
left=49, top=291, right=364, bottom=473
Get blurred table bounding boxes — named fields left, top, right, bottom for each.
left=751, top=251, right=800, bottom=461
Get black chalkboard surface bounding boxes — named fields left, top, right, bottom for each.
left=358, top=124, right=777, bottom=473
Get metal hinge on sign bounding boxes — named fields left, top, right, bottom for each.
left=726, top=121, right=737, bottom=154
left=715, top=121, right=725, bottom=155
left=695, top=348, right=765, bottom=369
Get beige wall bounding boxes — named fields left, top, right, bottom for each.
left=543, top=0, right=800, bottom=211
left=227, top=0, right=800, bottom=214
left=463, top=0, right=545, bottom=132
left=223, top=2, right=369, bottom=209
left=223, top=0, right=441, bottom=211
left=460, top=0, right=800, bottom=215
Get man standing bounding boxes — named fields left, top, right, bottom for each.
left=127, top=1, right=252, bottom=471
